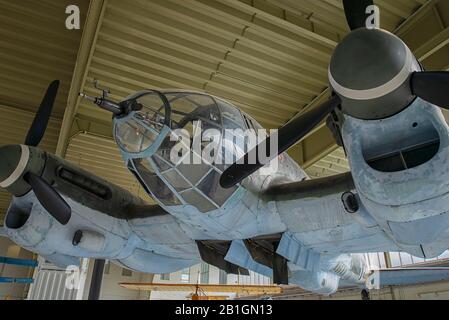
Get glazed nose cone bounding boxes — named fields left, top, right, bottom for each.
left=0, top=145, right=27, bottom=189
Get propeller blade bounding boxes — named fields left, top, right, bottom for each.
left=25, top=172, right=71, bottom=225
left=411, top=71, right=449, bottom=109
left=220, top=95, right=341, bottom=189
left=343, top=0, right=374, bottom=30
left=24, top=80, right=60, bottom=147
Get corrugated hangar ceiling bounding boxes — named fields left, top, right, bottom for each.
left=0, top=0, right=90, bottom=222
left=1, top=0, right=449, bottom=223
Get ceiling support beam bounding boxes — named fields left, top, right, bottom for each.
left=415, top=26, right=449, bottom=61
left=56, top=0, right=107, bottom=157
left=234, top=0, right=339, bottom=47
left=394, top=0, right=442, bottom=37
left=88, top=259, right=105, bottom=300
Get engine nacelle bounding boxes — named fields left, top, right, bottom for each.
left=3, top=192, right=132, bottom=268
left=342, top=99, right=449, bottom=258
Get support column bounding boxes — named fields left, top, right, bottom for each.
left=88, top=259, right=105, bottom=300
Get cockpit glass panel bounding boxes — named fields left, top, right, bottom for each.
left=222, top=117, right=244, bottom=130
left=213, top=99, right=250, bottom=169
left=134, top=93, right=167, bottom=132
left=162, top=169, right=192, bottom=192
left=132, top=158, right=182, bottom=206
left=152, top=154, right=171, bottom=172
left=197, top=170, right=238, bottom=206
left=216, top=99, right=246, bottom=129
left=117, top=90, right=248, bottom=213
left=115, top=118, right=157, bottom=153
left=243, top=114, right=263, bottom=130
left=177, top=159, right=211, bottom=186
left=155, top=136, right=177, bottom=165
left=180, top=189, right=218, bottom=213
left=166, top=93, right=221, bottom=132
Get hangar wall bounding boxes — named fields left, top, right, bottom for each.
left=82, top=260, right=153, bottom=300
left=0, top=238, right=35, bottom=300
left=27, top=258, right=87, bottom=300
left=151, top=264, right=272, bottom=300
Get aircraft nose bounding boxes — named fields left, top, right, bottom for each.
left=0, top=145, right=29, bottom=189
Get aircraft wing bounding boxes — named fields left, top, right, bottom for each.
left=261, top=172, right=400, bottom=255
left=262, top=172, right=355, bottom=202
left=367, top=267, right=449, bottom=289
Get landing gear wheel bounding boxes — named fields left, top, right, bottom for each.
left=361, top=289, right=371, bottom=300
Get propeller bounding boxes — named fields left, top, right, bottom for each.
left=25, top=80, right=60, bottom=147
left=25, top=172, right=71, bottom=225
left=220, top=96, right=342, bottom=188
left=21, top=80, right=71, bottom=225
left=411, top=71, right=449, bottom=109
left=343, top=0, right=374, bottom=31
